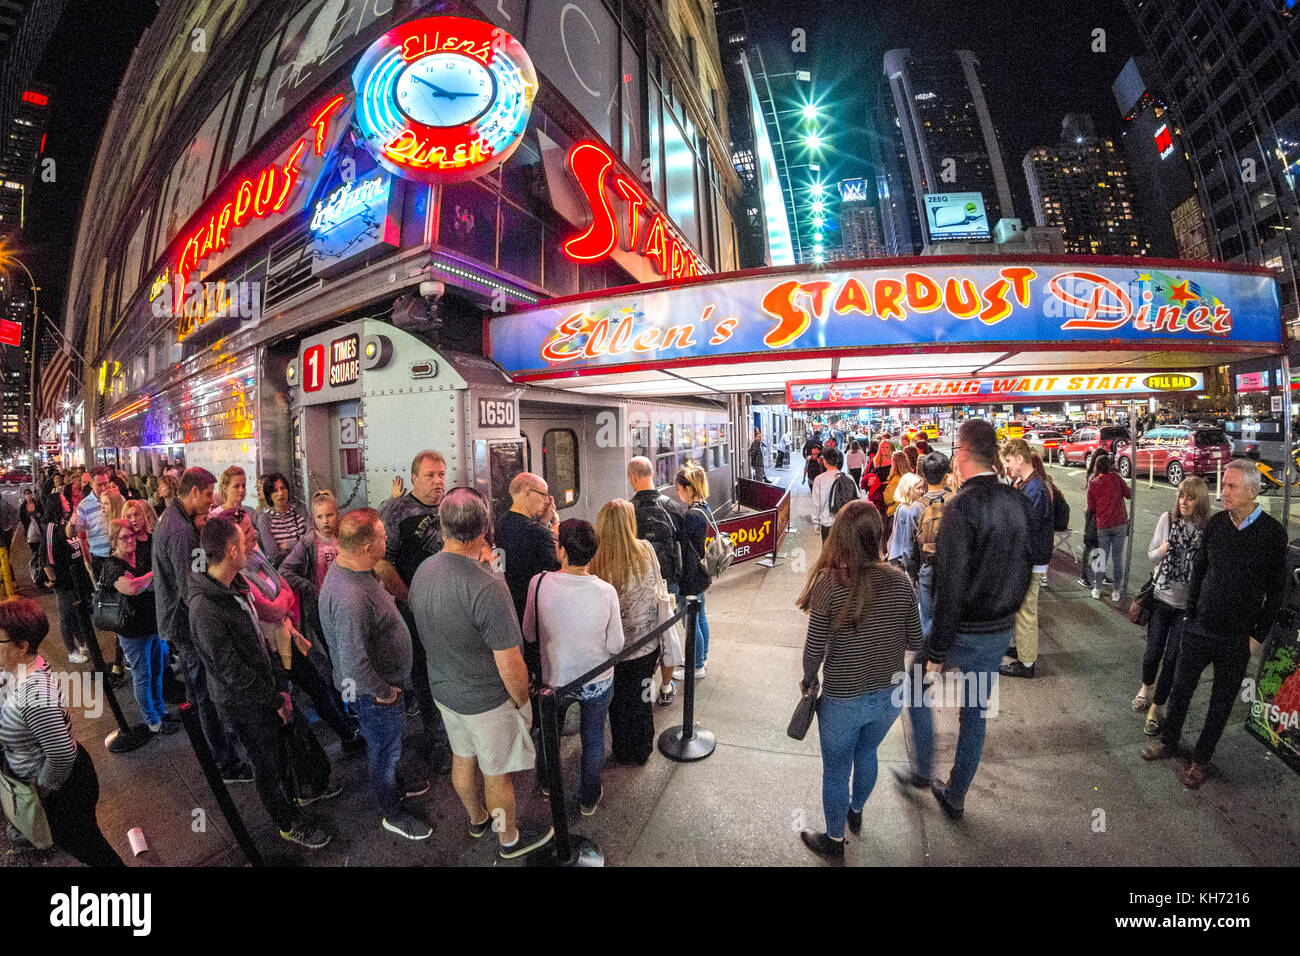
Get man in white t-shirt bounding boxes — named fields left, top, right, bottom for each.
left=810, top=447, right=860, bottom=542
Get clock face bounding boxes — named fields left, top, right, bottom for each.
left=395, top=53, right=496, bottom=128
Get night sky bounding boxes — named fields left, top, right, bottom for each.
left=743, top=0, right=1145, bottom=225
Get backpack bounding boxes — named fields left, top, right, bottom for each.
left=914, top=490, right=950, bottom=566
left=1051, top=483, right=1070, bottom=532
left=828, top=473, right=858, bottom=517
left=694, top=504, right=735, bottom=579
left=652, top=495, right=684, bottom=583
left=805, top=457, right=825, bottom=483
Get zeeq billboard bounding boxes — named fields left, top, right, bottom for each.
left=926, top=192, right=989, bottom=240
left=489, top=260, right=1282, bottom=377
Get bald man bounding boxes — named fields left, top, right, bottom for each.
left=496, top=473, right=560, bottom=697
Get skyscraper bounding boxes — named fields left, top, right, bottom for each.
left=1023, top=113, right=1150, bottom=257
left=1112, top=55, right=1209, bottom=260
left=838, top=185, right=885, bottom=260
left=0, top=83, right=49, bottom=234
left=1122, top=0, right=1300, bottom=340
left=882, top=49, right=1016, bottom=248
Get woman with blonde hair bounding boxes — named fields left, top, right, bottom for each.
left=887, top=473, right=926, bottom=575
left=216, top=465, right=249, bottom=512
left=1134, top=476, right=1211, bottom=736
left=883, top=451, right=914, bottom=518
left=590, top=498, right=667, bottom=763
left=673, top=462, right=714, bottom=679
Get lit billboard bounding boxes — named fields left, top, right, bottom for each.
left=925, top=192, right=989, bottom=241
left=838, top=178, right=869, bottom=203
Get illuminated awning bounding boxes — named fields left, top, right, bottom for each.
left=487, top=256, right=1283, bottom=397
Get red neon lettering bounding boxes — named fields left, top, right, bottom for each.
left=832, top=277, right=872, bottom=316
left=1152, top=305, right=1184, bottom=332
left=253, top=167, right=276, bottom=218
left=22, top=90, right=48, bottom=106
left=613, top=176, right=644, bottom=251
left=979, top=279, right=1013, bottom=325
left=234, top=180, right=254, bottom=226
left=214, top=202, right=233, bottom=252
left=873, top=279, right=906, bottom=321
left=1210, top=305, right=1233, bottom=334
left=564, top=142, right=618, bottom=262
left=309, top=95, right=346, bottom=156
left=904, top=272, right=942, bottom=312
left=274, top=140, right=307, bottom=211
left=669, top=239, right=685, bottom=280
left=1183, top=306, right=1212, bottom=333
left=761, top=280, right=810, bottom=348
left=643, top=216, right=669, bottom=274
left=944, top=278, right=982, bottom=319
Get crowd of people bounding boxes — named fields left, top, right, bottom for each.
left=0, top=418, right=1288, bottom=867
left=792, top=418, right=1287, bottom=861
left=1, top=449, right=721, bottom=864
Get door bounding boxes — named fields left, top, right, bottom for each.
left=329, top=399, right=368, bottom=512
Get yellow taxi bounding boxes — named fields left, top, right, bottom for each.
left=920, top=421, right=939, bottom=440
left=996, top=420, right=1025, bottom=441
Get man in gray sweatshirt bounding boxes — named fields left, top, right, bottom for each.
left=319, top=508, right=431, bottom=841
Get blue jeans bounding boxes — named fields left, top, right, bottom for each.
left=908, top=627, right=1010, bottom=806
left=355, top=693, right=407, bottom=819
left=917, top=566, right=935, bottom=640
left=556, top=683, right=612, bottom=805
left=174, top=642, right=239, bottom=771
left=817, top=687, right=900, bottom=839
left=1096, top=526, right=1126, bottom=590
left=691, top=591, right=710, bottom=668
left=118, top=634, right=166, bottom=726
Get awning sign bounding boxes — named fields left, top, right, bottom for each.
left=490, top=261, right=1281, bottom=378
left=786, top=371, right=1205, bottom=409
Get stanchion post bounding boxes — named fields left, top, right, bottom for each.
left=529, top=687, right=604, bottom=867
left=1148, top=455, right=1154, bottom=489
left=1216, top=459, right=1222, bottom=501
left=79, top=625, right=152, bottom=753
left=657, top=597, right=716, bottom=762
left=176, top=701, right=263, bottom=866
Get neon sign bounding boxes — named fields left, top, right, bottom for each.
left=172, top=94, right=346, bottom=311
left=310, top=174, right=391, bottom=233
left=21, top=90, right=48, bottom=106
left=1154, top=123, right=1174, bottom=159
left=564, top=140, right=705, bottom=281
left=785, top=371, right=1205, bottom=409
left=351, top=15, right=536, bottom=183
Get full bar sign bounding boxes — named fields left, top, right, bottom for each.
left=330, top=334, right=360, bottom=387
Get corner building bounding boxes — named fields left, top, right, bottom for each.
left=66, top=0, right=741, bottom=500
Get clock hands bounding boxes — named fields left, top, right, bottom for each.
left=411, top=74, right=475, bottom=99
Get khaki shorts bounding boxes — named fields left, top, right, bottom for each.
left=435, top=697, right=535, bottom=776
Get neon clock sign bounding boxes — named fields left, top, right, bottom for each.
left=351, top=15, right=537, bottom=183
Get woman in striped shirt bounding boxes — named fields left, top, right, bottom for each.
left=795, top=501, right=923, bottom=861
left=255, top=473, right=308, bottom=569
left=0, top=598, right=124, bottom=865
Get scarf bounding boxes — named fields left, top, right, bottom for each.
left=1153, top=514, right=1201, bottom=591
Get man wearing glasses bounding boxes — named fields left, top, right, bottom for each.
left=496, top=474, right=561, bottom=691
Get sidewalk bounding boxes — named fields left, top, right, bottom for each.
left=4, top=475, right=1297, bottom=867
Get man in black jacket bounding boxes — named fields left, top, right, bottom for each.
left=905, top=419, right=1032, bottom=819
left=152, top=468, right=248, bottom=782
left=1142, top=460, right=1287, bottom=788
left=628, top=456, right=683, bottom=705
left=189, top=516, right=331, bottom=850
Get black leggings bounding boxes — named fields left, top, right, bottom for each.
left=285, top=644, right=356, bottom=742
left=609, top=652, right=659, bottom=764
left=1143, top=597, right=1184, bottom=704
left=43, top=746, right=125, bottom=867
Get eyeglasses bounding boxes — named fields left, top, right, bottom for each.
left=527, top=488, right=552, bottom=499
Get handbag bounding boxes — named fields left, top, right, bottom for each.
left=695, top=505, right=735, bottom=579
left=654, top=571, right=686, bottom=668
left=787, top=678, right=819, bottom=740
left=280, top=707, right=331, bottom=800
left=0, top=765, right=54, bottom=850
left=92, top=582, right=132, bottom=633
left=1129, top=509, right=1174, bottom=626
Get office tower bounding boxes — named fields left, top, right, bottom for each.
left=1023, top=112, right=1150, bottom=256
left=1113, top=55, right=1209, bottom=260
left=0, top=83, right=49, bottom=234
left=1122, top=0, right=1300, bottom=336
left=714, top=0, right=772, bottom=267
left=838, top=183, right=885, bottom=259
left=883, top=48, right=1016, bottom=247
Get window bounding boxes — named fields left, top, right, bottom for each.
left=438, top=182, right=497, bottom=266
left=542, top=428, right=580, bottom=509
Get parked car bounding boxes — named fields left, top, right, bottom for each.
left=1023, top=430, right=1066, bottom=459
left=996, top=420, right=1026, bottom=441
left=1056, top=425, right=1131, bottom=468
left=1114, top=425, right=1232, bottom=484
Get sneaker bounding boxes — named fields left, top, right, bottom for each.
left=280, top=821, right=332, bottom=850
left=295, top=777, right=343, bottom=807
left=220, top=763, right=255, bottom=785
left=1091, top=586, right=1101, bottom=600
left=1111, top=590, right=1121, bottom=603
left=498, top=821, right=555, bottom=860
left=468, top=814, right=492, bottom=838
left=580, top=786, right=604, bottom=816
left=382, top=811, right=433, bottom=841
left=695, top=665, right=707, bottom=679
left=672, top=666, right=687, bottom=681
left=1076, top=577, right=1091, bottom=591
left=67, top=650, right=89, bottom=664
left=404, top=697, right=421, bottom=718
left=148, top=721, right=180, bottom=736
left=657, top=681, right=677, bottom=705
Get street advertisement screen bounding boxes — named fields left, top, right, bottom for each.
left=838, top=178, right=869, bottom=202
left=925, top=192, right=989, bottom=240
left=1247, top=621, right=1300, bottom=774
left=489, top=260, right=1283, bottom=378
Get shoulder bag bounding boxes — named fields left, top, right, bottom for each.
left=653, top=556, right=686, bottom=668
left=787, top=677, right=820, bottom=740
left=1128, top=510, right=1174, bottom=626
left=92, top=576, right=132, bottom=634
left=0, top=765, right=53, bottom=850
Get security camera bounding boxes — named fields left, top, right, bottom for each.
left=419, top=280, right=445, bottom=300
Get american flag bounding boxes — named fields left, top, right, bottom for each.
left=37, top=344, right=73, bottom=422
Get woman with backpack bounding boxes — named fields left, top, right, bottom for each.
left=1085, top=453, right=1131, bottom=603
left=1133, top=477, right=1210, bottom=736
left=673, top=463, right=714, bottom=681
left=795, top=502, right=922, bottom=860
left=1077, top=453, right=1104, bottom=591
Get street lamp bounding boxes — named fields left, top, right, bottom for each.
left=804, top=132, right=824, bottom=152
left=801, top=103, right=819, bottom=120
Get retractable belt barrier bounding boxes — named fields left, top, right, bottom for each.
left=531, top=595, right=712, bottom=867
left=177, top=699, right=265, bottom=867
left=78, top=625, right=154, bottom=754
